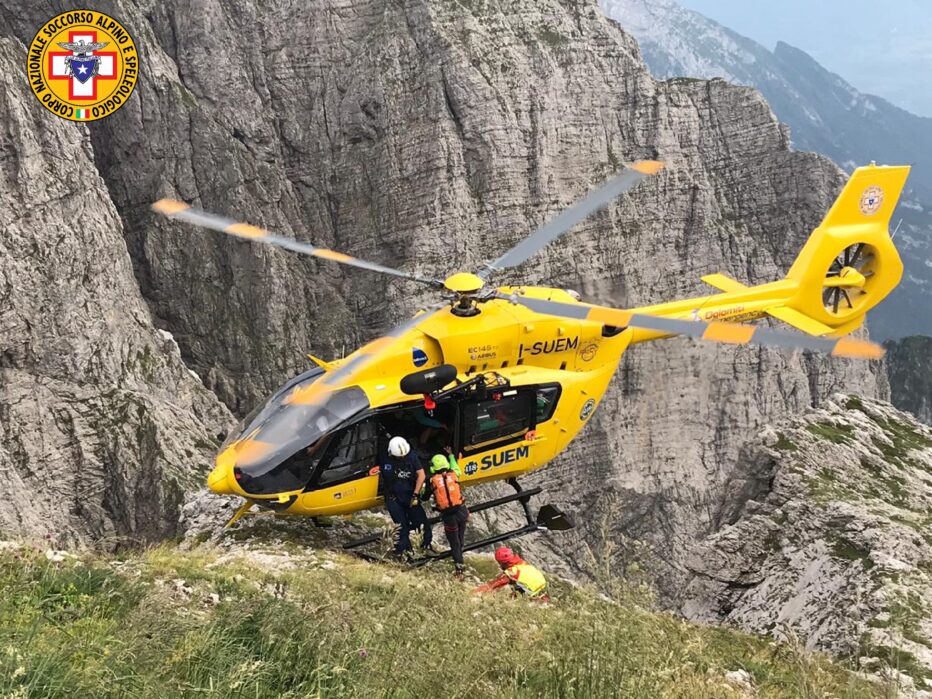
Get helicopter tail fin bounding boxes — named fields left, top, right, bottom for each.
left=781, top=163, right=909, bottom=336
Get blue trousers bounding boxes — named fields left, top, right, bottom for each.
left=386, top=497, right=433, bottom=552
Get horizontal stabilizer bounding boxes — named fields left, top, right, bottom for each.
left=701, top=273, right=833, bottom=336
left=766, top=307, right=834, bottom=336
left=701, top=273, right=747, bottom=293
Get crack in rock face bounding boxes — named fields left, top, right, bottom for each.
left=1, top=1, right=888, bottom=598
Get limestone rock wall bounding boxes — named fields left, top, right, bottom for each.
left=885, top=337, right=932, bottom=426
left=0, top=37, right=233, bottom=546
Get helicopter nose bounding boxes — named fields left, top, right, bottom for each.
left=207, top=462, right=234, bottom=495
left=208, top=445, right=242, bottom=495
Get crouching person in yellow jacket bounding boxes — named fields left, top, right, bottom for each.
left=473, top=547, right=550, bottom=601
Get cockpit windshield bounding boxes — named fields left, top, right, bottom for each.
left=222, top=366, right=326, bottom=450
left=224, top=368, right=370, bottom=494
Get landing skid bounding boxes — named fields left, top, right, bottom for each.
left=342, top=478, right=575, bottom=566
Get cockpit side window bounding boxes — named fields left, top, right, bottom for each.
left=223, top=366, right=325, bottom=449
left=231, top=385, right=370, bottom=496
left=315, top=418, right=379, bottom=487
left=236, top=436, right=331, bottom=495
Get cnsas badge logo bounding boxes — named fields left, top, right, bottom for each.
left=27, top=10, right=139, bottom=122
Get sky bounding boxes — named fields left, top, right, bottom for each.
left=677, top=0, right=932, bottom=117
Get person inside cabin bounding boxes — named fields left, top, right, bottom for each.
left=414, top=406, right=451, bottom=455
left=381, top=436, right=434, bottom=557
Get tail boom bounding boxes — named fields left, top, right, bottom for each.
left=626, top=163, right=909, bottom=347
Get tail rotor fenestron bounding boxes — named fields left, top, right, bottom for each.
left=822, top=242, right=875, bottom=315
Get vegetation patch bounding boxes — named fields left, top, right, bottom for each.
left=806, top=422, right=855, bottom=444
left=537, top=26, right=570, bottom=49
left=858, top=457, right=909, bottom=506
left=869, top=645, right=932, bottom=686
left=0, top=545, right=887, bottom=698
left=774, top=433, right=799, bottom=452
left=845, top=396, right=865, bottom=412
left=830, top=536, right=875, bottom=569
left=876, top=417, right=932, bottom=453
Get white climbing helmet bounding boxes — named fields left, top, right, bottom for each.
left=388, top=436, right=410, bottom=458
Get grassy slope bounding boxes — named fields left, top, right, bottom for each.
left=0, top=544, right=885, bottom=699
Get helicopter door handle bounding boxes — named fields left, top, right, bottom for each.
left=521, top=432, right=546, bottom=444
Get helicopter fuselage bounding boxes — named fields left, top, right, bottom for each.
left=207, top=281, right=796, bottom=519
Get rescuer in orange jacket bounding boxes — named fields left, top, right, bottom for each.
left=473, top=547, right=549, bottom=600
left=424, top=447, right=469, bottom=578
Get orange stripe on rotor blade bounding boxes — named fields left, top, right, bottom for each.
left=702, top=322, right=756, bottom=344
left=630, top=160, right=665, bottom=175
left=225, top=222, right=268, bottom=239
left=235, top=438, right=274, bottom=464
left=283, top=384, right=331, bottom=406
left=586, top=307, right=633, bottom=326
left=314, top=249, right=354, bottom=263
left=831, top=337, right=885, bottom=360
left=151, top=199, right=190, bottom=215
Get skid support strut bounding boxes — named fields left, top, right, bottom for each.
left=343, top=477, right=574, bottom=566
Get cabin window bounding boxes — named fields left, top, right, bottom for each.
left=460, top=390, right=535, bottom=454
left=535, top=385, right=561, bottom=423
left=315, top=418, right=379, bottom=487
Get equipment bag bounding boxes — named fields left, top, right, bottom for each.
left=430, top=471, right=464, bottom=511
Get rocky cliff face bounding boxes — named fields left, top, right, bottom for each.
left=886, top=337, right=932, bottom=426
left=0, top=38, right=233, bottom=547
left=1, top=1, right=887, bottom=590
left=681, top=396, right=932, bottom=693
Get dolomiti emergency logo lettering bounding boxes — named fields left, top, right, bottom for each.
left=27, top=10, right=139, bottom=122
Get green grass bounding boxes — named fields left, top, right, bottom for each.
left=0, top=545, right=888, bottom=698
left=844, top=396, right=865, bottom=412
left=858, top=457, right=910, bottom=506
left=773, top=433, right=799, bottom=452
left=867, top=416, right=932, bottom=473
left=805, top=422, right=855, bottom=445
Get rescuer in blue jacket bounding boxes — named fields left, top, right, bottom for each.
left=382, top=436, right=433, bottom=556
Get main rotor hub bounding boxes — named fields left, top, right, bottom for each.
left=444, top=272, right=485, bottom=317
left=443, top=272, right=485, bottom=294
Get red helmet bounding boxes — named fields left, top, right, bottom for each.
left=494, top=547, right=519, bottom=567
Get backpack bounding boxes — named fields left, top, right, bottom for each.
left=430, top=470, right=464, bottom=511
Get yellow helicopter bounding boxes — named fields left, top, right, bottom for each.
left=153, top=161, right=909, bottom=558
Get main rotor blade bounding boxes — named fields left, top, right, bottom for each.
left=497, top=293, right=884, bottom=360
left=319, top=302, right=448, bottom=391
left=478, top=160, right=664, bottom=279
left=151, top=199, right=444, bottom=289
